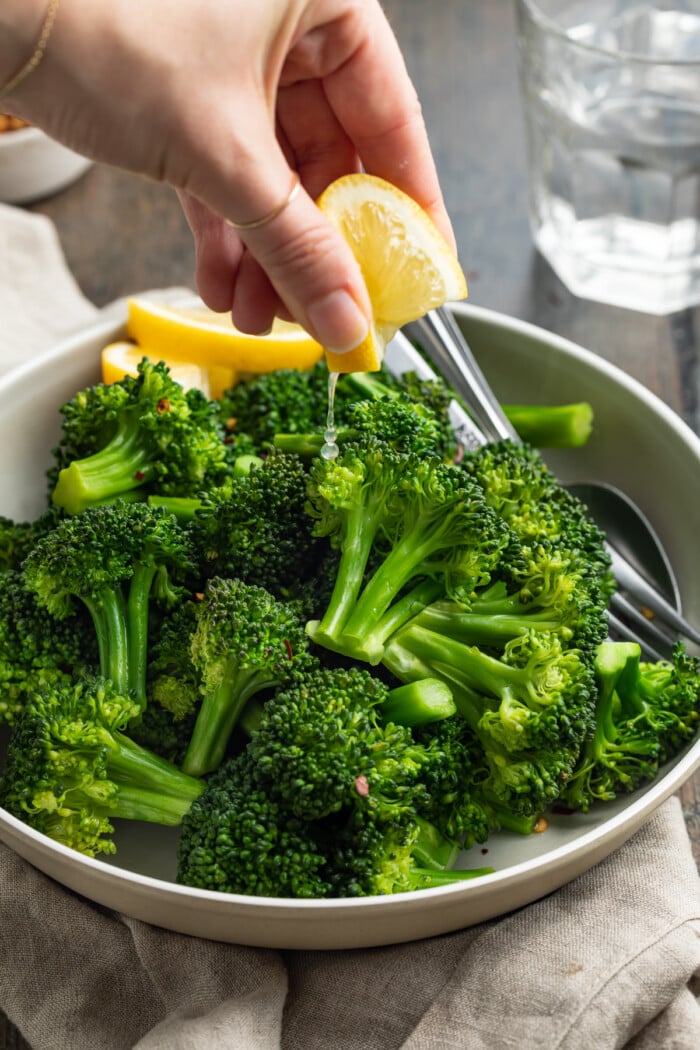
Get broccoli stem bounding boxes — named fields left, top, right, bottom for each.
left=413, top=815, right=461, bottom=870
left=309, top=499, right=387, bottom=645
left=108, top=784, right=200, bottom=826
left=81, top=590, right=130, bottom=694
left=108, top=733, right=205, bottom=800
left=126, top=564, right=162, bottom=707
left=407, top=865, right=494, bottom=888
left=52, top=416, right=152, bottom=515
left=103, top=732, right=204, bottom=824
left=182, top=666, right=277, bottom=777
left=380, top=678, right=456, bottom=727
left=501, top=403, right=593, bottom=448
left=147, top=495, right=204, bottom=522
left=382, top=626, right=501, bottom=731
left=413, top=597, right=561, bottom=647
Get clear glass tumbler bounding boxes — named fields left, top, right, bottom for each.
left=515, top=0, right=700, bottom=314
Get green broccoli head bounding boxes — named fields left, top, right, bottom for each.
left=248, top=666, right=426, bottom=822
left=0, top=569, right=98, bottom=725
left=51, top=359, right=229, bottom=514
left=187, top=450, right=321, bottom=597
left=0, top=675, right=203, bottom=857
left=564, top=641, right=700, bottom=811
left=182, top=576, right=318, bottom=777
left=306, top=436, right=510, bottom=663
left=22, top=500, right=195, bottom=703
left=177, top=750, right=331, bottom=897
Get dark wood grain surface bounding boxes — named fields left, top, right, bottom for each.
left=2, top=2, right=698, bottom=1046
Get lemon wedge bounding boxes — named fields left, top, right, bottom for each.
left=316, top=174, right=467, bottom=373
left=126, top=298, right=325, bottom=375
left=101, top=341, right=236, bottom=399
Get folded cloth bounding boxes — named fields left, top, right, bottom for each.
left=0, top=203, right=98, bottom=373
left=0, top=205, right=699, bottom=1050
left=0, top=799, right=697, bottom=1050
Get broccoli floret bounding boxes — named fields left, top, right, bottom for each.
left=181, top=577, right=317, bottom=777
left=564, top=641, right=700, bottom=811
left=342, top=368, right=458, bottom=461
left=383, top=625, right=595, bottom=814
left=187, top=450, right=322, bottom=597
left=217, top=361, right=334, bottom=450
left=275, top=392, right=449, bottom=459
left=413, top=715, right=539, bottom=846
left=0, top=570, right=98, bottom=725
left=0, top=676, right=204, bottom=857
left=50, top=360, right=229, bottom=515
left=22, top=501, right=194, bottom=707
left=177, top=750, right=332, bottom=897
left=461, top=441, right=613, bottom=596
left=180, top=668, right=491, bottom=898
left=248, top=666, right=431, bottom=822
left=305, top=434, right=510, bottom=664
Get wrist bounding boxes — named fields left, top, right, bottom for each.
left=0, top=0, right=59, bottom=102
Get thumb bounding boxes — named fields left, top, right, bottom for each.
left=231, top=172, right=372, bottom=354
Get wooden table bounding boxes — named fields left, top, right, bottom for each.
left=2, top=1, right=698, bottom=1046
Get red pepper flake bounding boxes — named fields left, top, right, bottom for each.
left=480, top=848, right=489, bottom=855
left=194, top=592, right=204, bottom=602
left=134, top=471, right=145, bottom=481
left=225, top=417, right=238, bottom=431
left=354, top=774, right=370, bottom=797
left=454, top=444, right=465, bottom=465
left=223, top=436, right=235, bottom=445
left=284, top=637, right=294, bottom=660
left=533, top=817, right=549, bottom=833
left=157, top=398, right=171, bottom=413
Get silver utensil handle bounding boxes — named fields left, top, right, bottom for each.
left=607, top=545, right=700, bottom=647
left=405, top=307, right=518, bottom=443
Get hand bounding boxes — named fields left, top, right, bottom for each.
left=3, top=0, right=454, bottom=352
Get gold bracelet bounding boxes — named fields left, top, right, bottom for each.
left=0, top=0, right=60, bottom=100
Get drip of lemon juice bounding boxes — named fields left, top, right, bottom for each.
left=321, top=371, right=340, bottom=460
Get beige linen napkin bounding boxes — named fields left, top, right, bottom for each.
left=0, top=204, right=699, bottom=1050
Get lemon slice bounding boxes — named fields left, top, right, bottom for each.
left=126, top=298, right=325, bottom=374
left=316, top=174, right=467, bottom=373
left=101, top=341, right=236, bottom=399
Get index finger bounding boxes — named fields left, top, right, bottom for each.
left=322, top=1, right=456, bottom=249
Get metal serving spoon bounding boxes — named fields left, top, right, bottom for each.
left=397, top=308, right=700, bottom=653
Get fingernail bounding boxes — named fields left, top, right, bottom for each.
left=307, top=291, right=370, bottom=353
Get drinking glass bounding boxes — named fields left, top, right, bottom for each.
left=515, top=0, right=700, bottom=314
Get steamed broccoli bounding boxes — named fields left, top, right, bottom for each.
left=274, top=392, right=450, bottom=459
left=22, top=501, right=194, bottom=706
left=181, top=577, right=317, bottom=777
left=305, top=434, right=510, bottom=664
left=187, top=450, right=322, bottom=597
left=178, top=668, right=492, bottom=898
left=51, top=359, right=229, bottom=514
left=563, top=641, right=700, bottom=811
left=0, top=570, right=98, bottom=725
left=0, top=675, right=204, bottom=857
left=500, top=402, right=594, bottom=449
left=177, top=750, right=333, bottom=897
left=383, top=626, right=596, bottom=815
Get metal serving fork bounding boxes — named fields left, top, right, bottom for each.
left=400, top=307, right=700, bottom=662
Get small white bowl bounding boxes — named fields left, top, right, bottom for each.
left=0, top=124, right=93, bottom=204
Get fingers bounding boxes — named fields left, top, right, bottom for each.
left=239, top=185, right=371, bottom=352
left=321, top=1, right=456, bottom=250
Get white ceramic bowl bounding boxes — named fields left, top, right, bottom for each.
left=0, top=125, right=93, bottom=204
left=0, top=299, right=698, bottom=949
